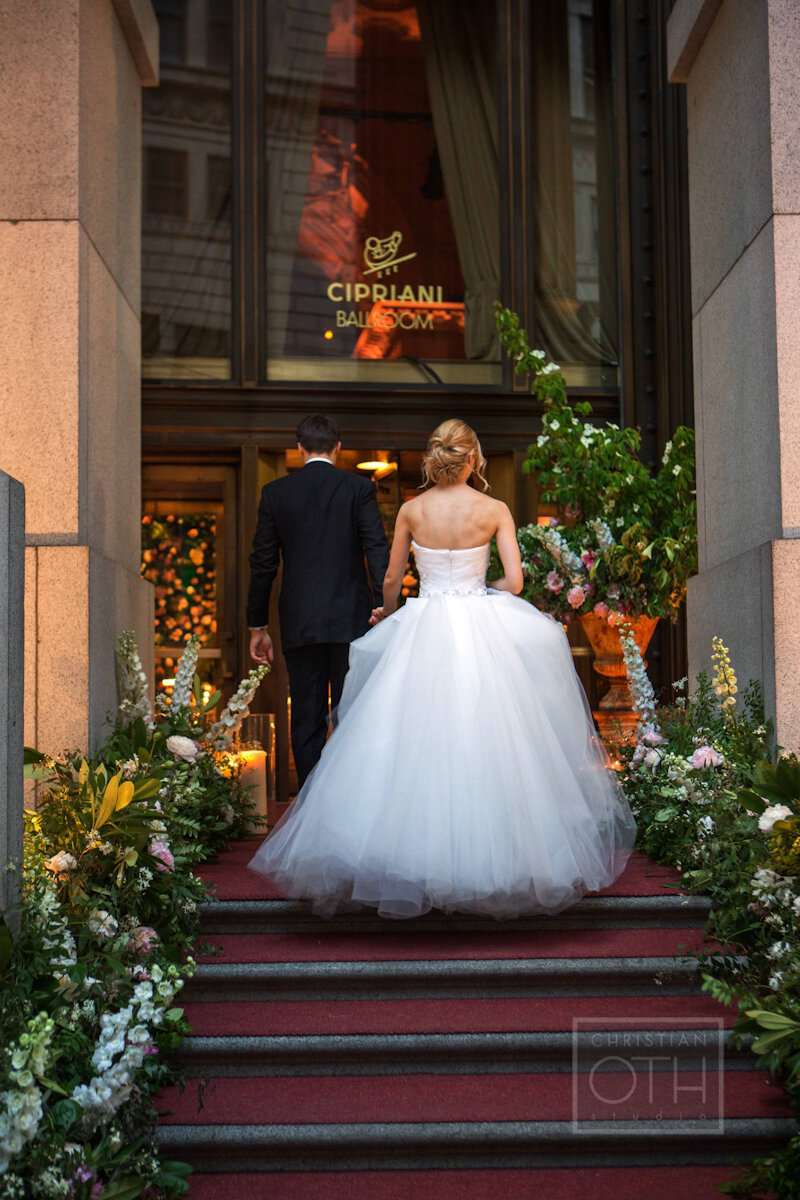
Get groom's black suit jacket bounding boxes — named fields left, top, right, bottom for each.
left=246, top=462, right=390, bottom=651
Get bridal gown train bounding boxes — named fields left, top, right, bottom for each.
left=249, top=541, right=636, bottom=918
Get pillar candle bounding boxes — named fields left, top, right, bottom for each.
left=239, top=749, right=268, bottom=823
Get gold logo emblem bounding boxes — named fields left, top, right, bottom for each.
left=363, top=231, right=417, bottom=278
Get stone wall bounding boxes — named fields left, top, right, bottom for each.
left=668, top=0, right=800, bottom=746
left=0, top=0, right=157, bottom=755
left=0, top=472, right=25, bottom=926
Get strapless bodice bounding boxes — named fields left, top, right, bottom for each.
left=412, top=540, right=490, bottom=597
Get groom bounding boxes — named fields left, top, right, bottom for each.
left=247, top=414, right=390, bottom=788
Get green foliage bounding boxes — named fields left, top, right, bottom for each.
left=1, top=645, right=265, bottom=1195
left=494, top=302, right=698, bottom=619
left=619, top=647, right=800, bottom=1196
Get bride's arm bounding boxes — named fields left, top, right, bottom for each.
left=491, top=505, right=524, bottom=594
left=370, top=506, right=413, bottom=623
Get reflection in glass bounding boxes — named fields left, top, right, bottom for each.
left=142, top=0, right=232, bottom=380
left=531, top=0, right=618, bottom=380
left=265, top=0, right=501, bottom=385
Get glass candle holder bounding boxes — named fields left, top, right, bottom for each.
left=236, top=714, right=276, bottom=826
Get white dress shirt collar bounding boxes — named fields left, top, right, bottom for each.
left=304, top=456, right=335, bottom=465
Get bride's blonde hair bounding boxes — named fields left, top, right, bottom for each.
left=421, top=419, right=490, bottom=491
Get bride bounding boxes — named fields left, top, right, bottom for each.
left=249, top=419, right=636, bottom=918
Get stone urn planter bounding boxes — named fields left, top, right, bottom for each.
left=579, top=613, right=659, bottom=742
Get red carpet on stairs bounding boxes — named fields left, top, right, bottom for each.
left=159, top=1069, right=790, bottom=1125
left=194, top=926, right=711, bottom=963
left=200, top=842, right=683, bottom=901
left=157, top=840, right=793, bottom=1198
left=184, top=1165, right=740, bottom=1200
left=181, top=992, right=738, bottom=1037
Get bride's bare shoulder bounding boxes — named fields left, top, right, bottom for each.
left=474, top=492, right=511, bottom=517
left=399, top=495, right=422, bottom=519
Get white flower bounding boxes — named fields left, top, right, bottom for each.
left=620, top=626, right=660, bottom=734
left=120, top=756, right=141, bottom=779
left=170, top=634, right=201, bottom=710
left=769, top=972, right=784, bottom=991
left=768, top=941, right=792, bottom=959
left=166, top=734, right=199, bottom=762
left=691, top=745, right=724, bottom=769
left=697, top=815, right=715, bottom=836
left=589, top=519, right=616, bottom=553
left=115, top=630, right=154, bottom=731
left=642, top=748, right=661, bottom=770
left=759, top=804, right=794, bottom=833
left=88, top=909, right=118, bottom=939
left=672, top=464, right=681, bottom=476
left=206, top=666, right=270, bottom=748
left=44, top=851, right=77, bottom=875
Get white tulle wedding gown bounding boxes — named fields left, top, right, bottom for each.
left=249, top=541, right=636, bottom=918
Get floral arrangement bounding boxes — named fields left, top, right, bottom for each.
left=617, top=637, right=800, bottom=1196
left=141, top=512, right=217, bottom=687
left=494, top=303, right=698, bottom=623
left=0, top=633, right=270, bottom=1196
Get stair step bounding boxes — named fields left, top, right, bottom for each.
left=185, top=955, right=742, bottom=1002
left=159, top=1070, right=789, bottom=1125
left=174, top=1028, right=753, bottom=1076
left=181, top=993, right=740, bottom=1037
left=199, top=894, right=712, bottom=935
left=200, top=846, right=684, bottom=902
left=156, top=1116, right=797, bottom=1171
left=182, top=1164, right=745, bottom=1200
left=195, top=927, right=713, bottom=965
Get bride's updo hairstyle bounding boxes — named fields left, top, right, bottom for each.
left=421, top=419, right=490, bottom=491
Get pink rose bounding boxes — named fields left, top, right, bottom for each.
left=129, top=925, right=159, bottom=959
left=546, top=571, right=564, bottom=594
left=593, top=601, right=609, bottom=618
left=148, top=839, right=174, bottom=873
left=691, top=745, right=723, bottom=769
left=581, top=550, right=597, bottom=568
left=565, top=502, right=582, bottom=520
left=567, top=585, right=586, bottom=609
left=641, top=727, right=665, bottom=746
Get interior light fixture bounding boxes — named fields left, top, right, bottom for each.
left=357, top=460, right=398, bottom=478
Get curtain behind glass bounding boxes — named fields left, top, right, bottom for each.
left=266, top=0, right=334, bottom=359
left=530, top=1, right=617, bottom=367
left=417, top=0, right=499, bottom=361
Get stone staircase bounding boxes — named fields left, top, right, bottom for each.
left=155, top=842, right=796, bottom=1198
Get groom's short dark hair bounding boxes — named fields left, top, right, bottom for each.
left=297, top=414, right=340, bottom=454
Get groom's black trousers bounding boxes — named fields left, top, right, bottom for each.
left=284, top=642, right=351, bottom=790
